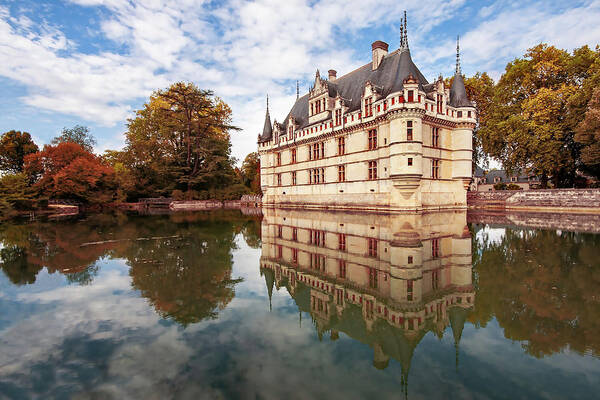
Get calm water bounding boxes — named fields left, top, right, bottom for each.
left=0, top=209, right=599, bottom=400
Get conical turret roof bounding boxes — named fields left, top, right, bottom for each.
left=258, top=97, right=273, bottom=142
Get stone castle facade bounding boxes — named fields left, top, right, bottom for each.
left=258, top=15, right=475, bottom=212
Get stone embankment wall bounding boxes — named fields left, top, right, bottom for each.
left=468, top=189, right=600, bottom=213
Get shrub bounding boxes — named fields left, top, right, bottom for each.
left=507, top=183, right=523, bottom=190
left=493, top=182, right=507, bottom=190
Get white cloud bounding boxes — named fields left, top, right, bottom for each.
left=0, top=0, right=599, bottom=161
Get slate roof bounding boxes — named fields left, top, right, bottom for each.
left=275, top=48, right=431, bottom=136
left=476, top=169, right=532, bottom=184
left=259, top=108, right=273, bottom=142
left=449, top=73, right=472, bottom=108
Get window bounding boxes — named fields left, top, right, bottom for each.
left=277, top=173, right=282, bottom=186
left=292, top=248, right=298, bottom=264
left=468, top=111, right=472, bottom=118
left=292, top=227, right=298, bottom=241
left=310, top=103, right=314, bottom=115
left=337, top=136, right=345, bottom=155
left=292, top=171, right=297, bottom=185
left=339, top=260, right=347, bottom=278
left=407, top=121, right=413, bottom=141
left=432, top=238, right=440, bottom=259
left=310, top=230, right=325, bottom=247
left=320, top=142, right=325, bottom=158
left=511, top=176, right=517, bottom=182
left=338, top=233, right=346, bottom=251
left=368, top=161, right=378, bottom=180
left=335, top=109, right=342, bottom=126
left=457, top=111, right=462, bottom=118
left=432, top=159, right=440, bottom=179
left=408, top=255, right=413, bottom=264
left=432, top=269, right=439, bottom=290
left=407, top=90, right=414, bottom=102
left=277, top=225, right=282, bottom=238
left=368, top=129, right=377, bottom=150
left=407, top=279, right=413, bottom=301
left=276, top=152, right=281, bottom=166
left=437, top=94, right=443, bottom=113
left=408, top=157, right=413, bottom=166
left=368, top=267, right=378, bottom=289
left=368, top=238, right=378, bottom=258
left=291, top=148, right=296, bottom=163
left=311, top=168, right=325, bottom=184
left=432, top=127, right=440, bottom=148
left=338, top=165, right=346, bottom=182
left=365, top=97, right=373, bottom=117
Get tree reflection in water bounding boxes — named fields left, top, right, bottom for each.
left=470, top=226, right=600, bottom=358
left=0, top=211, right=261, bottom=325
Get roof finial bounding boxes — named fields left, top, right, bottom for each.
left=456, top=35, right=461, bottom=75
left=404, top=10, right=409, bottom=51
left=400, top=17, right=404, bottom=49
left=266, top=93, right=269, bottom=111
left=296, top=80, right=299, bottom=100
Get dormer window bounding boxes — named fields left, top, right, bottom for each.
left=365, top=97, right=373, bottom=117
left=335, top=109, right=342, bottom=126
left=407, top=90, right=414, bottom=102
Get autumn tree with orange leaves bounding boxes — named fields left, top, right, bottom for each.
left=24, top=142, right=116, bottom=204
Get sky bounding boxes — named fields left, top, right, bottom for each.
left=1, top=0, right=600, bottom=164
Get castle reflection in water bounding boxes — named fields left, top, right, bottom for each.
left=259, top=209, right=473, bottom=388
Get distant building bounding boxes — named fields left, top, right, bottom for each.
left=257, top=14, right=475, bottom=212
left=471, top=167, right=539, bottom=191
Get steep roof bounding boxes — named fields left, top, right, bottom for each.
left=258, top=107, right=273, bottom=142
left=281, top=48, right=429, bottom=131
left=449, top=73, right=472, bottom=108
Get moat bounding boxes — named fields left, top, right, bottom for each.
left=1, top=210, right=599, bottom=399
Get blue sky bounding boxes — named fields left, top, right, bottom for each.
left=1, top=0, right=599, bottom=163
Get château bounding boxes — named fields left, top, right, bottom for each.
left=258, top=14, right=475, bottom=212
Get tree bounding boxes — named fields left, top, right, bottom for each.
left=52, top=125, right=97, bottom=153
left=575, top=87, right=600, bottom=177
left=0, top=173, right=39, bottom=219
left=24, top=142, right=116, bottom=203
left=241, top=152, right=261, bottom=194
left=0, top=130, right=39, bottom=173
left=122, top=82, right=240, bottom=198
left=479, top=44, right=600, bottom=187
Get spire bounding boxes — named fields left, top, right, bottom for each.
left=399, top=18, right=404, bottom=49
left=260, top=94, right=273, bottom=141
left=449, top=35, right=473, bottom=108
left=403, top=11, right=409, bottom=52
left=296, top=80, right=299, bottom=100
left=455, top=35, right=461, bottom=75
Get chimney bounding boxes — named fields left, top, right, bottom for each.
left=371, top=40, right=389, bottom=70
left=328, top=69, right=337, bottom=81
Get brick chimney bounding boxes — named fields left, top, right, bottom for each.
left=372, top=40, right=388, bottom=70
left=328, top=69, right=337, bottom=81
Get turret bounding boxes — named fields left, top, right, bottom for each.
left=449, top=36, right=472, bottom=108
left=259, top=95, right=273, bottom=142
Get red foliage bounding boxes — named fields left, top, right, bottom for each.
left=24, top=142, right=116, bottom=203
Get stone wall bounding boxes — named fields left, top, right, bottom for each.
left=468, top=189, right=600, bottom=213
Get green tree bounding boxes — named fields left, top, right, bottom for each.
left=575, top=87, right=600, bottom=177
left=52, top=125, right=97, bottom=153
left=241, top=152, right=261, bottom=193
left=479, top=44, right=600, bottom=187
left=0, top=173, right=39, bottom=219
left=122, top=82, right=240, bottom=199
left=0, top=130, right=39, bottom=173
